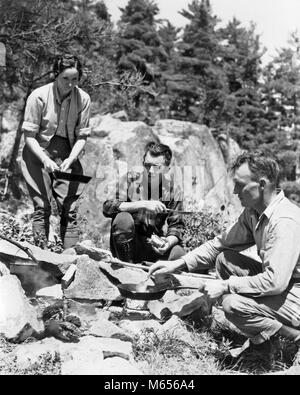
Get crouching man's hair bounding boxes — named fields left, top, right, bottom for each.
left=144, top=142, right=172, bottom=166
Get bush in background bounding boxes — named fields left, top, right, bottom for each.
left=182, top=209, right=228, bottom=252
left=281, top=181, right=300, bottom=207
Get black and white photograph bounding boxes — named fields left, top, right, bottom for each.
left=0, top=0, right=300, bottom=378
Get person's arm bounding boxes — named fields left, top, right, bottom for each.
left=24, top=137, right=59, bottom=172
left=22, top=90, right=59, bottom=173
left=182, top=209, right=255, bottom=272
left=149, top=209, right=255, bottom=275
left=227, top=218, right=300, bottom=297
left=119, top=200, right=166, bottom=213
left=60, top=92, right=91, bottom=172
left=165, top=195, right=184, bottom=248
left=103, top=199, right=167, bottom=218
left=60, top=138, right=87, bottom=172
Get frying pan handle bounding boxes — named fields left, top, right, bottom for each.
left=109, top=257, right=150, bottom=271
left=141, top=261, right=154, bottom=267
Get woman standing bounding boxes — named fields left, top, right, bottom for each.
left=21, top=54, right=91, bottom=250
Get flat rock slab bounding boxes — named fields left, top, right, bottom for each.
left=36, top=284, right=63, bottom=299
left=88, top=318, right=134, bottom=342
left=0, top=275, right=44, bottom=342
left=98, top=260, right=148, bottom=285
left=75, top=241, right=112, bottom=261
left=118, top=319, right=162, bottom=336
left=64, top=255, right=122, bottom=302
left=0, top=239, right=77, bottom=278
left=148, top=290, right=211, bottom=320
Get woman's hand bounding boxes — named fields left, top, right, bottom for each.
left=42, top=157, right=59, bottom=173
left=60, top=157, right=74, bottom=172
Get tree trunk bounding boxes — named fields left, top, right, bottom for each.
left=7, top=89, right=31, bottom=199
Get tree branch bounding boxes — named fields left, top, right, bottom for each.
left=0, top=234, right=39, bottom=264
left=93, top=80, right=158, bottom=97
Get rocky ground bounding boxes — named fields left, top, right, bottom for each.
left=0, top=238, right=299, bottom=376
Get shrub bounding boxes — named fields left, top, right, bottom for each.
left=281, top=181, right=300, bottom=207
left=182, top=209, right=228, bottom=252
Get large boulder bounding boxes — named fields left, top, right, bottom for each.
left=152, top=120, right=240, bottom=213
left=77, top=116, right=241, bottom=248
left=0, top=275, right=44, bottom=342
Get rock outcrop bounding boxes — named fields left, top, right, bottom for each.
left=0, top=275, right=44, bottom=342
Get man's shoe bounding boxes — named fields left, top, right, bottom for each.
left=113, top=237, right=134, bottom=263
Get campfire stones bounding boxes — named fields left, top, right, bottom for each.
left=75, top=240, right=112, bottom=262
left=148, top=290, right=211, bottom=320
left=0, top=275, right=44, bottom=342
left=64, top=255, right=121, bottom=302
left=36, top=284, right=63, bottom=300
left=88, top=318, right=134, bottom=342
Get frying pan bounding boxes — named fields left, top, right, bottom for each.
left=117, top=283, right=201, bottom=300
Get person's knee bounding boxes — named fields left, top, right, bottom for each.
left=112, top=212, right=134, bottom=232
left=112, top=212, right=135, bottom=236
left=168, top=245, right=185, bottom=261
left=222, top=294, right=245, bottom=317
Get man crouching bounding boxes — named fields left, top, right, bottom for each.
left=103, top=142, right=185, bottom=264
left=149, top=151, right=300, bottom=364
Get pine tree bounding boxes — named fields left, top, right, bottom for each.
left=166, top=0, right=226, bottom=123
left=261, top=33, right=300, bottom=179
left=219, top=19, right=266, bottom=149
left=116, top=0, right=163, bottom=79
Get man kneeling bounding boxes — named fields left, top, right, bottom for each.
left=149, top=152, right=300, bottom=364
left=103, top=142, right=185, bottom=264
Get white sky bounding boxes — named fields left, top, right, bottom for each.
left=105, top=0, right=300, bottom=63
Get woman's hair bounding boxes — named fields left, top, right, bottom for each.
left=53, top=54, right=83, bottom=79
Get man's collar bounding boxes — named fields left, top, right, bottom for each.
left=262, top=189, right=285, bottom=220
left=253, top=190, right=285, bottom=228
